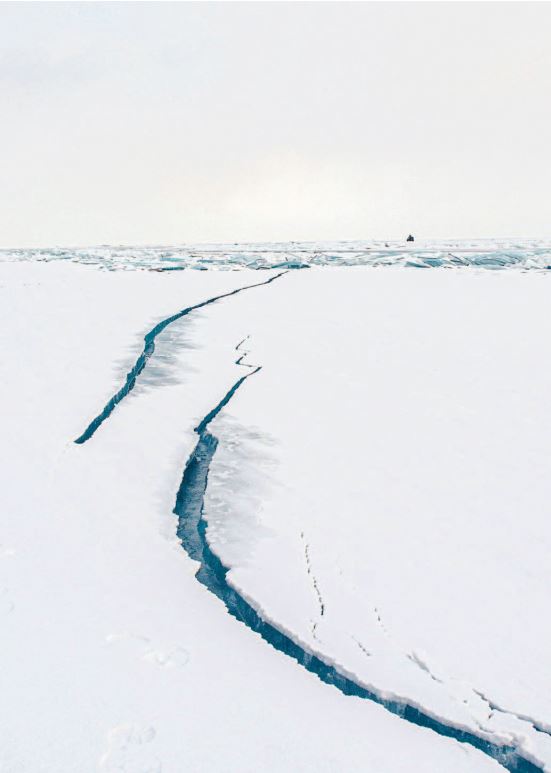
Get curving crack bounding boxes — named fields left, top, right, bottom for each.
left=74, top=271, right=286, bottom=444
left=234, top=336, right=251, bottom=367
left=172, top=342, right=542, bottom=773
left=407, top=652, right=443, bottom=684
left=473, top=689, right=551, bottom=739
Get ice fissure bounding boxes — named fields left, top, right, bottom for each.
left=74, top=271, right=286, bottom=444
left=172, top=346, right=542, bottom=773
left=473, top=690, right=551, bottom=740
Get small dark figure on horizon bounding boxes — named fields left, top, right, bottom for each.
left=406, top=234, right=415, bottom=242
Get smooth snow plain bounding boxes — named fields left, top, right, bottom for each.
left=0, top=259, right=548, bottom=772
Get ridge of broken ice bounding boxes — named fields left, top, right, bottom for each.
left=3, top=238, right=551, bottom=272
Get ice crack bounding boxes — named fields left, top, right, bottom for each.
left=473, top=690, right=551, bottom=739
left=74, top=271, right=286, bottom=444
left=171, top=340, right=542, bottom=773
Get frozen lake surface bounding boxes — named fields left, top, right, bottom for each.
left=1, top=252, right=550, bottom=772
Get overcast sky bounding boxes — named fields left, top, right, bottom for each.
left=1, top=2, right=550, bottom=247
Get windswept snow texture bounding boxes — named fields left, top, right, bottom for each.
left=3, top=238, right=551, bottom=271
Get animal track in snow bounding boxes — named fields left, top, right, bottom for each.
left=299, top=531, right=325, bottom=641
left=353, top=638, right=372, bottom=658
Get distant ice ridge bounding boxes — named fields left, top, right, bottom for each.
left=2, top=238, right=551, bottom=271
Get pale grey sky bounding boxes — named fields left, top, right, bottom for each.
left=1, top=1, right=550, bottom=247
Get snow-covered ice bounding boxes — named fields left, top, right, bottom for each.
left=204, top=268, right=551, bottom=770
left=0, top=256, right=548, bottom=772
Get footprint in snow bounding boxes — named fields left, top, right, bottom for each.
left=99, top=724, right=161, bottom=773
left=0, top=587, right=14, bottom=614
left=105, top=633, right=189, bottom=669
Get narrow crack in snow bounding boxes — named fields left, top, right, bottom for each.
left=407, top=652, right=444, bottom=684
left=473, top=689, right=551, bottom=739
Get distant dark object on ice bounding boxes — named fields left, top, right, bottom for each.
left=406, top=234, right=415, bottom=242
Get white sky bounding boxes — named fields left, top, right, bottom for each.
left=1, top=1, right=550, bottom=247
